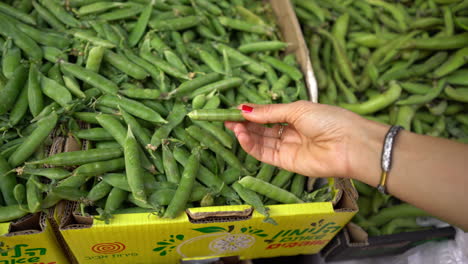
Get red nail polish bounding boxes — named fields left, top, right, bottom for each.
left=242, top=105, right=253, bottom=113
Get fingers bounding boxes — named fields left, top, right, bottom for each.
left=231, top=123, right=280, bottom=165
left=238, top=101, right=314, bottom=125
left=226, top=121, right=285, bottom=139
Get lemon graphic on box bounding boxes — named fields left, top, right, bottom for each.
left=176, top=233, right=256, bottom=258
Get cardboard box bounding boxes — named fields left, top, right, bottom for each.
left=0, top=212, right=70, bottom=264
left=321, top=223, right=456, bottom=262
left=53, top=1, right=357, bottom=263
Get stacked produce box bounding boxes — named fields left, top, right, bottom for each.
left=293, top=0, right=465, bottom=260
left=1, top=0, right=357, bottom=263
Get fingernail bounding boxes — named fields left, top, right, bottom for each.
left=242, top=105, right=253, bottom=113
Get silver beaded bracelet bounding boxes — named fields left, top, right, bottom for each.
left=377, top=126, right=403, bottom=195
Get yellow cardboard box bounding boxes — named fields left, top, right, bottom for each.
left=0, top=212, right=69, bottom=264
left=57, top=179, right=356, bottom=264
left=54, top=1, right=358, bottom=263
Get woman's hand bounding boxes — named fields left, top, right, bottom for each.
left=225, top=101, right=387, bottom=179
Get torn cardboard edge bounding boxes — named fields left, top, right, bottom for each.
left=3, top=213, right=44, bottom=237
left=187, top=208, right=253, bottom=224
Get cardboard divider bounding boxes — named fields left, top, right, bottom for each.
left=186, top=207, right=253, bottom=224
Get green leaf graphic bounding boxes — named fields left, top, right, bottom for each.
left=160, top=250, right=167, bottom=256
left=192, top=226, right=227, bottom=233
left=157, top=242, right=171, bottom=245
left=176, top=234, right=184, bottom=240
left=153, top=246, right=165, bottom=252
left=241, top=227, right=247, bottom=233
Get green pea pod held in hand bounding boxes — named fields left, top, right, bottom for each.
left=8, top=112, right=58, bottom=167
left=164, top=148, right=200, bottom=218
left=340, top=81, right=402, bottom=115
left=188, top=109, right=245, bottom=122
left=0, top=65, right=28, bottom=115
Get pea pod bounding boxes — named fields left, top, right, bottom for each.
left=2, top=40, right=21, bottom=79
left=367, top=203, right=430, bottom=227
left=0, top=205, right=29, bottom=222
left=403, top=32, right=468, bottom=50
left=124, top=127, right=147, bottom=203
left=26, top=175, right=42, bottom=213
left=186, top=126, right=245, bottom=172
left=444, top=86, right=468, bottom=103
left=0, top=65, right=28, bottom=115
left=0, top=155, right=17, bottom=205
left=397, top=79, right=446, bottom=105
left=98, top=94, right=167, bottom=124
left=433, top=47, right=468, bottom=78
left=340, top=81, right=402, bottom=115
left=0, top=13, right=42, bottom=61
left=149, top=16, right=203, bottom=31
left=60, top=62, right=119, bottom=95
left=20, top=167, right=71, bottom=180
left=164, top=148, right=200, bottom=218
left=238, top=176, right=304, bottom=204
left=316, top=29, right=357, bottom=88
left=29, top=148, right=123, bottom=166
left=9, top=112, right=58, bottom=167
left=72, top=158, right=125, bottom=177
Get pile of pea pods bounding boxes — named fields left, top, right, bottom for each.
left=294, top=0, right=468, bottom=236
left=0, top=0, right=333, bottom=224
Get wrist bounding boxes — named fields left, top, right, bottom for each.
left=346, top=117, right=389, bottom=187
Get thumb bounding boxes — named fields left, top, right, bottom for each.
left=239, top=101, right=312, bottom=125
